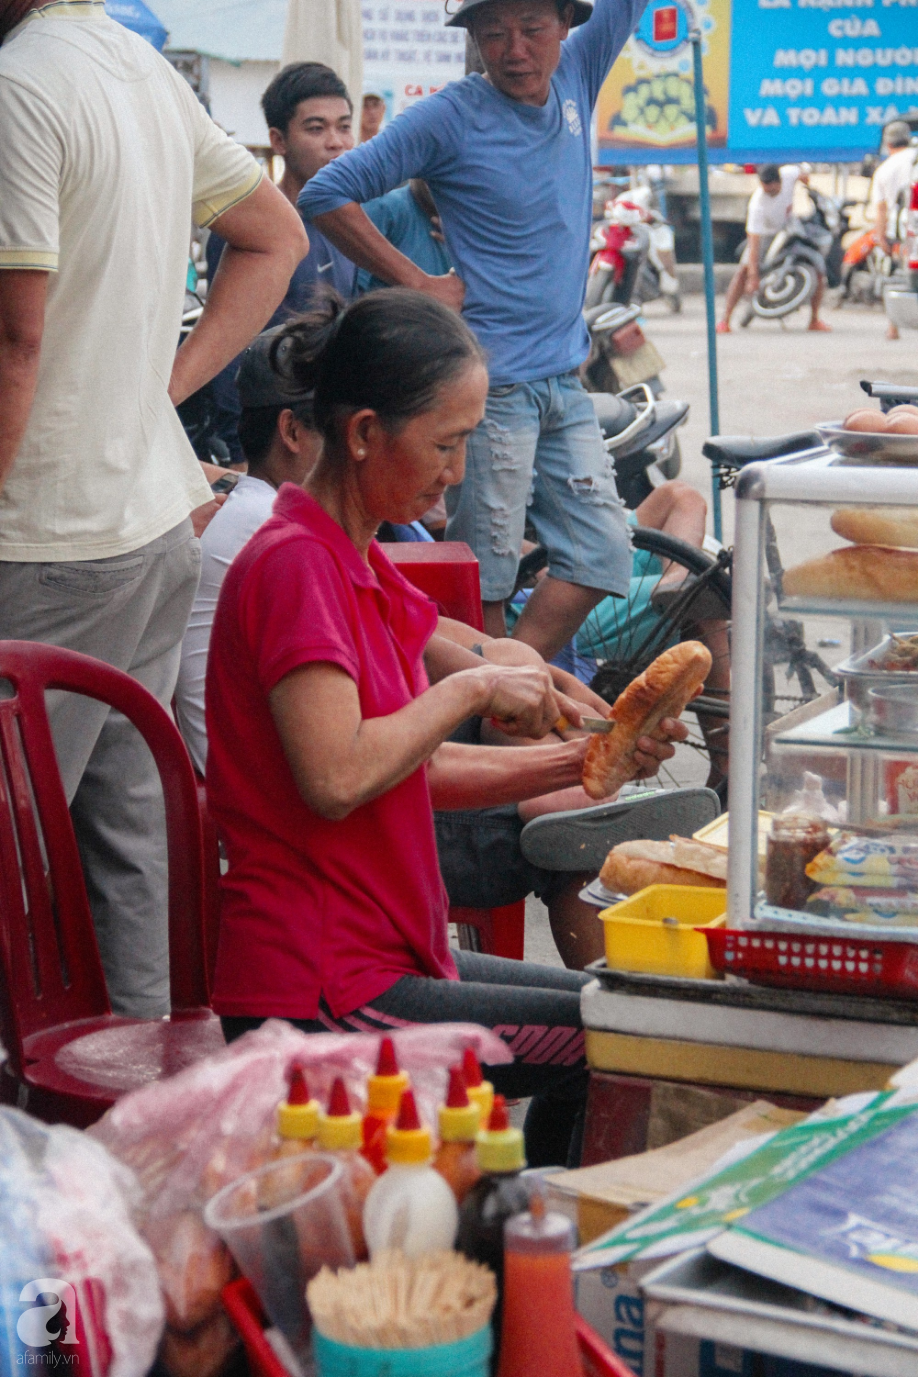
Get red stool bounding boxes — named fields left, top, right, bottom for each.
left=382, top=544, right=526, bottom=962
left=380, top=541, right=485, bottom=630
left=452, top=901, right=526, bottom=962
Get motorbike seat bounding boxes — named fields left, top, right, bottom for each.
left=590, top=392, right=638, bottom=437
left=702, top=430, right=823, bottom=469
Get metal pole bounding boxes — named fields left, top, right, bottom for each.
left=690, top=28, right=722, bottom=542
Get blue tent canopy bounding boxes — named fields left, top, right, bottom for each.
left=104, top=0, right=168, bottom=50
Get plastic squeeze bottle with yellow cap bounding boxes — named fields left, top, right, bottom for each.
left=462, top=1046, right=495, bottom=1128
left=435, top=1064, right=482, bottom=1205
left=361, top=1036, right=410, bottom=1175
left=362, top=1088, right=458, bottom=1259
left=318, top=1077, right=376, bottom=1259
left=456, top=1095, right=529, bottom=1368
left=258, top=1064, right=320, bottom=1208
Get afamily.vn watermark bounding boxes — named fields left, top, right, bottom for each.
left=15, top=1280, right=80, bottom=1365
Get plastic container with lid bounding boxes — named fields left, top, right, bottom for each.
left=362, top=1089, right=458, bottom=1259
left=435, top=1065, right=482, bottom=1205
left=318, top=1077, right=376, bottom=1259
left=361, top=1036, right=411, bottom=1175
left=462, top=1048, right=494, bottom=1129
left=764, top=812, right=831, bottom=911
left=456, top=1096, right=528, bottom=1370
left=496, top=1200, right=581, bottom=1377
left=259, top=1064, right=320, bottom=1209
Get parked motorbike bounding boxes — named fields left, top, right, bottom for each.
left=738, top=187, right=843, bottom=324
left=586, top=189, right=680, bottom=312
left=839, top=226, right=893, bottom=305
left=586, top=200, right=650, bottom=309
left=590, top=382, right=687, bottom=508
left=583, top=300, right=668, bottom=398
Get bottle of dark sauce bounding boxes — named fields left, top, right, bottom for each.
left=456, top=1095, right=528, bottom=1372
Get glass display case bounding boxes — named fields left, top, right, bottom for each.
left=728, top=447, right=918, bottom=942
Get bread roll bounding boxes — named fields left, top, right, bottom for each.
left=582, top=642, right=712, bottom=800
left=782, top=545, right=918, bottom=603
left=600, top=837, right=727, bottom=894
left=831, top=508, right=918, bottom=549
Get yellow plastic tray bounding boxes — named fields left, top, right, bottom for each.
left=598, top=885, right=727, bottom=979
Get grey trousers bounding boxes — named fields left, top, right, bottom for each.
left=0, top=520, right=201, bottom=1018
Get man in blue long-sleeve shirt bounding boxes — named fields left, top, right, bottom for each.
left=300, top=0, right=649, bottom=659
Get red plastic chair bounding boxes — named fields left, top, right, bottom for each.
left=0, top=641, right=223, bottom=1128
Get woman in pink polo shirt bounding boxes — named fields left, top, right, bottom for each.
left=206, top=291, right=680, bottom=1165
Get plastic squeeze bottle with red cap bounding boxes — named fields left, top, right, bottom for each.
left=318, top=1077, right=376, bottom=1259
left=258, top=1064, right=320, bottom=1208
left=462, top=1047, right=495, bottom=1128
left=361, top=1036, right=410, bottom=1175
left=496, top=1196, right=582, bottom=1377
left=362, top=1089, right=458, bottom=1258
left=456, top=1095, right=529, bottom=1369
left=434, top=1065, right=482, bottom=1205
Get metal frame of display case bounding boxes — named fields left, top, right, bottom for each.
left=728, top=450, right=918, bottom=926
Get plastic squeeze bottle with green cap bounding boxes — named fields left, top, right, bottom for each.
left=456, top=1095, right=529, bottom=1368
left=258, top=1063, right=320, bottom=1208
left=362, top=1088, right=458, bottom=1259
left=318, top=1077, right=376, bottom=1259
left=462, top=1046, right=495, bottom=1128
left=434, top=1064, right=482, bottom=1204
left=361, top=1036, right=411, bottom=1175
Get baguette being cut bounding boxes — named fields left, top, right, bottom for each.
left=782, top=545, right=918, bottom=603
left=830, top=508, right=918, bottom=550
left=600, top=837, right=728, bottom=895
left=582, top=641, right=712, bottom=800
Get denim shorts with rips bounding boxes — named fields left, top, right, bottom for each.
left=445, top=369, right=633, bottom=603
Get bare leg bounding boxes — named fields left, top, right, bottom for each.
left=719, top=263, right=748, bottom=328
left=483, top=600, right=508, bottom=640
left=808, top=276, right=830, bottom=329
left=510, top=575, right=606, bottom=662
left=547, top=873, right=605, bottom=969
left=635, top=482, right=707, bottom=583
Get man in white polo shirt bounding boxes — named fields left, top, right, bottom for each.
left=870, top=121, right=916, bottom=340
left=718, top=163, right=828, bottom=333
left=0, top=0, right=308, bottom=1017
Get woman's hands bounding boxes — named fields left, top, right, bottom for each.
left=632, top=716, right=690, bottom=778
left=456, top=663, right=585, bottom=739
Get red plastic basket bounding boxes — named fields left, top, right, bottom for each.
left=222, top=1278, right=636, bottom=1377
left=701, top=927, right=918, bottom=997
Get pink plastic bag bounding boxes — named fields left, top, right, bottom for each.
left=91, top=1020, right=509, bottom=1377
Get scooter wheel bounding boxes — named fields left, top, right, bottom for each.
left=665, top=293, right=682, bottom=314
left=737, top=298, right=754, bottom=328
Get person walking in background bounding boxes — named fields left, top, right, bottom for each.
left=206, top=62, right=359, bottom=463
left=718, top=163, right=829, bottom=333
left=869, top=120, right=916, bottom=341
left=300, top=0, right=650, bottom=663
left=0, top=0, right=307, bottom=1017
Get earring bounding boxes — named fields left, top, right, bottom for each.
left=357, top=448, right=366, bottom=457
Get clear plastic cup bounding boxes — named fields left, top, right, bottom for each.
left=205, top=1151, right=354, bottom=1360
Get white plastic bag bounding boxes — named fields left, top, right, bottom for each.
left=0, top=1107, right=163, bottom=1377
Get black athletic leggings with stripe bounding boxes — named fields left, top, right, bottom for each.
left=221, top=951, right=590, bottom=1168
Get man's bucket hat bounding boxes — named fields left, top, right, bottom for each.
left=446, top=0, right=594, bottom=29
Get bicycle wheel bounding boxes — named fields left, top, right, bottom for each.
left=582, top=528, right=732, bottom=796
